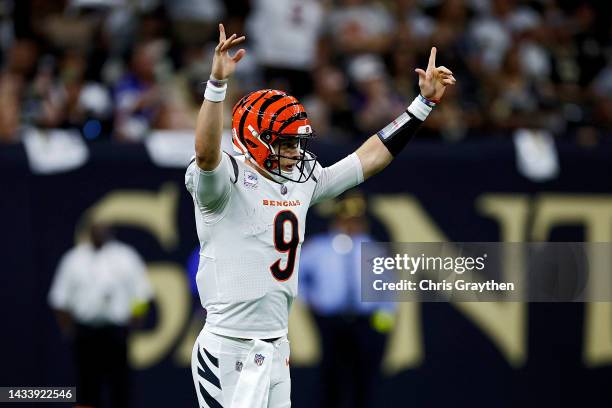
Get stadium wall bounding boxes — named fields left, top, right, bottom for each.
left=1, top=137, right=612, bottom=407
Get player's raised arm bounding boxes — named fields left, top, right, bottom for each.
left=195, top=24, right=246, bottom=170
left=355, top=47, right=456, bottom=179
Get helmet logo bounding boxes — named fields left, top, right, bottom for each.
left=297, top=125, right=312, bottom=134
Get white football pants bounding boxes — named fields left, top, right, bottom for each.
left=191, top=326, right=291, bottom=408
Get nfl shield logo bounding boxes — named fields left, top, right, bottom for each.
left=244, top=170, right=258, bottom=189
left=254, top=353, right=265, bottom=366
left=235, top=361, right=243, bottom=372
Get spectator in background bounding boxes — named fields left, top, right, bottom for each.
left=154, top=51, right=201, bottom=131
left=21, top=54, right=65, bottom=128
left=467, top=0, right=514, bottom=74
left=392, top=0, right=483, bottom=140
left=348, top=54, right=405, bottom=137
left=0, top=70, right=22, bottom=143
left=388, top=42, right=418, bottom=101
left=48, top=223, right=153, bottom=408
left=2, top=37, right=38, bottom=78
left=1, top=38, right=60, bottom=131
left=166, top=0, right=225, bottom=46
left=303, top=64, right=357, bottom=142
left=246, top=0, right=324, bottom=97
left=113, top=39, right=166, bottom=141
left=299, top=191, right=394, bottom=408
left=327, top=0, right=394, bottom=60
left=59, top=50, right=89, bottom=128
left=0, top=0, right=609, bottom=144
left=58, top=50, right=113, bottom=138
left=488, top=44, right=546, bottom=131
left=1, top=38, right=36, bottom=142
left=563, top=3, right=607, bottom=88
left=548, top=2, right=607, bottom=134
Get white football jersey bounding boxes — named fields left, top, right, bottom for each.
left=185, top=152, right=362, bottom=339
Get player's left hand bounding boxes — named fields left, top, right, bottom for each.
left=414, top=47, right=456, bottom=102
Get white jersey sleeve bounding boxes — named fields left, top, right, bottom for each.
left=311, top=152, right=364, bottom=206
left=185, top=153, right=238, bottom=222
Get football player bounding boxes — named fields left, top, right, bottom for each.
left=186, top=24, right=455, bottom=408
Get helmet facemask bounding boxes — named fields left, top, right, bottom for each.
left=260, top=132, right=317, bottom=184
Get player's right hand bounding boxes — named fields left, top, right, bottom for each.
left=211, top=23, right=246, bottom=81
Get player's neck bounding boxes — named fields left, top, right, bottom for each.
left=244, top=158, right=277, bottom=183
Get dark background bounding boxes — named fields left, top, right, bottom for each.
left=1, top=138, right=611, bottom=407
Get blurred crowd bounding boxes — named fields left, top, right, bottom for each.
left=0, top=0, right=610, bottom=146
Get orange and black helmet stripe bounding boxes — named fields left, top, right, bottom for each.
left=257, top=94, right=286, bottom=130
left=231, top=89, right=315, bottom=182
left=278, top=111, right=308, bottom=133
left=269, top=102, right=300, bottom=131
left=236, top=90, right=271, bottom=146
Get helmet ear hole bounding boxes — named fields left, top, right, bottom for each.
left=261, top=131, right=272, bottom=143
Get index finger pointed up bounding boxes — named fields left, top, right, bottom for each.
left=219, top=23, right=226, bottom=42
left=428, top=46, right=437, bottom=70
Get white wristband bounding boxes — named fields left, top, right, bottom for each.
left=407, top=95, right=433, bottom=121
left=204, top=80, right=227, bottom=102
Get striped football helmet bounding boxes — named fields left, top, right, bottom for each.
left=231, top=89, right=316, bottom=183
